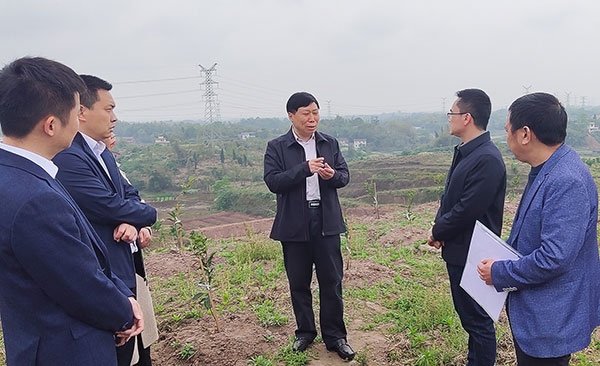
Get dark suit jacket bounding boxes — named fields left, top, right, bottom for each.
left=53, top=133, right=157, bottom=288
left=264, top=129, right=349, bottom=241
left=433, top=132, right=506, bottom=266
left=492, top=144, right=600, bottom=357
left=0, top=148, right=134, bottom=366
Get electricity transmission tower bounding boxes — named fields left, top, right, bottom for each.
left=199, top=63, right=220, bottom=123
left=522, top=85, right=532, bottom=94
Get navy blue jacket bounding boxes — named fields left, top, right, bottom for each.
left=433, top=131, right=506, bottom=266
left=0, top=148, right=133, bottom=366
left=264, top=129, right=349, bottom=241
left=54, top=133, right=156, bottom=288
left=492, top=144, right=600, bottom=357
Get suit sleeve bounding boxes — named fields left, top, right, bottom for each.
left=432, top=155, right=505, bottom=241
left=122, top=175, right=142, bottom=201
left=325, top=139, right=350, bottom=189
left=54, top=152, right=156, bottom=228
left=11, top=192, right=134, bottom=332
left=264, top=140, right=311, bottom=194
left=491, top=177, right=591, bottom=291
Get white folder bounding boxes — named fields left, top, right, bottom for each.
left=460, top=221, right=521, bottom=323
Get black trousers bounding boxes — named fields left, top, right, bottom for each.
left=116, top=334, right=152, bottom=366
left=281, top=205, right=346, bottom=348
left=116, top=287, right=152, bottom=366
left=515, top=339, right=571, bottom=365
left=447, top=263, right=496, bottom=366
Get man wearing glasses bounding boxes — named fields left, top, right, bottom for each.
left=428, top=88, right=506, bottom=365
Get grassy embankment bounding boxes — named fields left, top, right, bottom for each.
left=145, top=199, right=600, bottom=365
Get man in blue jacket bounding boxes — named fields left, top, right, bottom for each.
left=479, top=92, right=600, bottom=365
left=53, top=75, right=157, bottom=365
left=264, top=92, right=354, bottom=360
left=429, top=88, right=506, bottom=365
left=0, top=57, right=143, bottom=365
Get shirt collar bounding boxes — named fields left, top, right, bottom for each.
left=456, top=131, right=490, bottom=157
left=80, top=132, right=107, bottom=159
left=291, top=127, right=315, bottom=144
left=0, top=143, right=58, bottom=178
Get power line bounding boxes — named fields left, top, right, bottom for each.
left=113, top=76, right=201, bottom=84
left=116, top=88, right=201, bottom=99
left=217, top=74, right=289, bottom=94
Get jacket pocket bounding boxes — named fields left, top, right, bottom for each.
left=70, top=321, right=95, bottom=340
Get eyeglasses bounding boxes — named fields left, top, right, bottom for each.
left=447, top=112, right=469, bottom=118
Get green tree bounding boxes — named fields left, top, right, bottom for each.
left=147, top=170, right=173, bottom=192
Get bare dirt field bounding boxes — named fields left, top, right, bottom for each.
left=141, top=200, right=539, bottom=366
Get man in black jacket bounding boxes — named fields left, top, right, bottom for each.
left=428, top=89, right=506, bottom=366
left=264, top=92, right=354, bottom=360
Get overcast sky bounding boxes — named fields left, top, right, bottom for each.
left=1, top=0, right=598, bottom=122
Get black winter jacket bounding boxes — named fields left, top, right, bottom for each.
left=264, top=129, right=349, bottom=241
left=433, top=131, right=506, bottom=266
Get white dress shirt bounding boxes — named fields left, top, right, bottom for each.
left=0, top=143, right=58, bottom=178
left=80, top=133, right=138, bottom=253
left=80, top=132, right=112, bottom=181
left=292, top=128, right=321, bottom=201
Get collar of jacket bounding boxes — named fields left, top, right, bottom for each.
left=507, top=143, right=569, bottom=245
left=0, top=148, right=52, bottom=182
left=455, top=131, right=491, bottom=158
left=284, top=127, right=326, bottom=148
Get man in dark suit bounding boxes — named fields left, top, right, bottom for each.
left=53, top=75, right=157, bottom=366
left=0, top=57, right=143, bottom=365
left=479, top=93, right=600, bottom=365
left=428, top=88, right=506, bottom=365
left=264, top=92, right=354, bottom=360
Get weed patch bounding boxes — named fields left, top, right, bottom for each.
left=253, top=299, right=289, bottom=327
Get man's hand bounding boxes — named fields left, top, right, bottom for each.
left=426, top=227, right=444, bottom=249
left=317, top=162, right=335, bottom=180
left=113, top=223, right=138, bottom=243
left=429, top=240, right=445, bottom=249
left=308, top=158, right=325, bottom=174
left=138, top=227, right=152, bottom=249
left=477, top=259, right=496, bottom=285
left=115, top=297, right=144, bottom=346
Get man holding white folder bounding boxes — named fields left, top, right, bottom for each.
left=479, top=93, right=600, bottom=365
left=428, top=89, right=506, bottom=366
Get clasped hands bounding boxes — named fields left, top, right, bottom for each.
left=308, top=157, right=334, bottom=180
left=115, top=297, right=144, bottom=346
left=426, top=227, right=495, bottom=285
left=426, top=228, right=444, bottom=249
left=113, top=224, right=152, bottom=249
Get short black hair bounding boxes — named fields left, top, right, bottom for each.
left=0, top=57, right=85, bottom=138
left=508, top=92, right=567, bottom=146
left=286, top=92, right=319, bottom=114
left=80, top=74, right=113, bottom=109
left=455, top=88, right=492, bottom=130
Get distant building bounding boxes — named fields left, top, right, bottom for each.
left=338, top=138, right=349, bottom=148
left=588, top=122, right=600, bottom=134
left=353, top=139, right=367, bottom=149
left=239, top=132, right=256, bottom=140
left=117, top=136, right=136, bottom=144
left=154, top=136, right=170, bottom=144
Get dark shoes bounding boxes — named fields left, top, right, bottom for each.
left=292, top=337, right=312, bottom=352
left=327, top=339, right=355, bottom=361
